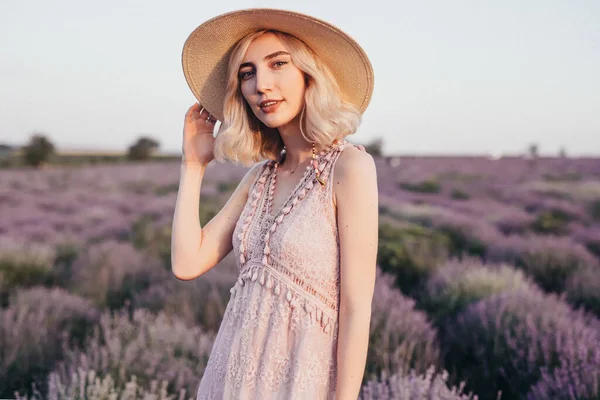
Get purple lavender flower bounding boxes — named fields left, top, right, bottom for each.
left=367, top=270, right=441, bottom=380
left=527, top=336, right=600, bottom=399
left=69, top=240, right=168, bottom=309
left=421, top=258, right=537, bottom=323
left=359, top=366, right=479, bottom=400
left=0, top=287, right=99, bottom=398
left=444, top=288, right=600, bottom=399
left=52, top=307, right=214, bottom=398
left=486, top=234, right=599, bottom=293
left=565, top=267, right=600, bottom=317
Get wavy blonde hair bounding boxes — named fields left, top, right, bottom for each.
left=212, top=29, right=362, bottom=167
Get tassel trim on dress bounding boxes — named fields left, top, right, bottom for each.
left=232, top=141, right=350, bottom=336
left=229, top=265, right=336, bottom=335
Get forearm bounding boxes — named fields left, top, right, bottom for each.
left=171, top=161, right=206, bottom=279
left=335, top=307, right=371, bottom=400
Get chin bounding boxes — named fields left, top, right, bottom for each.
left=259, top=115, right=295, bottom=129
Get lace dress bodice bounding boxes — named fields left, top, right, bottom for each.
left=196, top=140, right=366, bottom=399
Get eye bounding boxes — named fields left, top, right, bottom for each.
left=239, top=70, right=254, bottom=80
left=273, top=61, right=288, bottom=68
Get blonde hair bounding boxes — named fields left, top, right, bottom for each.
left=212, top=30, right=362, bottom=167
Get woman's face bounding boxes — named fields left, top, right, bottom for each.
left=238, top=32, right=306, bottom=129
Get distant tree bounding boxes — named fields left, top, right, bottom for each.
left=127, top=136, right=160, bottom=161
left=363, top=137, right=383, bottom=157
left=527, top=143, right=539, bottom=159
left=22, top=133, right=55, bottom=167
left=558, top=146, right=567, bottom=158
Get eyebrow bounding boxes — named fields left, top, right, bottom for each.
left=239, top=51, right=291, bottom=70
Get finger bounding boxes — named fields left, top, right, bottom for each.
left=186, top=103, right=201, bottom=118
left=198, top=107, right=211, bottom=121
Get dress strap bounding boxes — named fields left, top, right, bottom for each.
left=322, top=141, right=367, bottom=183
left=322, top=141, right=367, bottom=207
left=248, top=160, right=271, bottom=196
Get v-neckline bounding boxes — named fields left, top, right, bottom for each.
left=265, top=140, right=346, bottom=219
left=266, top=163, right=313, bottom=219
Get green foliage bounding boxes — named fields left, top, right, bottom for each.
left=22, top=134, right=55, bottom=167
left=437, top=172, right=481, bottom=182
left=199, top=197, right=223, bottom=226
left=399, top=180, right=441, bottom=194
left=543, top=172, right=582, bottom=182
left=377, top=221, right=450, bottom=295
left=0, top=242, right=56, bottom=306
left=52, top=241, right=83, bottom=286
left=450, top=188, right=470, bottom=200
left=420, top=260, right=534, bottom=324
left=531, top=209, right=572, bottom=234
left=154, top=183, right=179, bottom=196
left=588, top=199, right=600, bottom=220
left=130, top=216, right=172, bottom=269
left=217, top=180, right=239, bottom=193
left=126, top=136, right=160, bottom=161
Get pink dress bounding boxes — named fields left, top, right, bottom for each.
left=196, top=140, right=366, bottom=399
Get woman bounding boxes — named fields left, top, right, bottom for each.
left=171, top=8, right=379, bottom=400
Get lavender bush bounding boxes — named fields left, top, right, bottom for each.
left=134, top=262, right=236, bottom=332
left=571, top=224, right=600, bottom=260
left=16, top=369, right=194, bottom=400
left=68, top=240, right=169, bottom=310
left=0, top=237, right=56, bottom=305
left=565, top=267, right=600, bottom=317
left=486, top=234, right=599, bottom=293
left=359, top=366, right=479, bottom=400
left=527, top=342, right=600, bottom=400
left=377, top=221, right=451, bottom=295
left=420, top=258, right=536, bottom=323
left=1, top=287, right=99, bottom=398
left=444, top=288, right=600, bottom=399
left=367, top=270, right=441, bottom=380
left=53, top=308, right=214, bottom=398
left=385, top=203, right=502, bottom=258
left=3, top=154, right=600, bottom=398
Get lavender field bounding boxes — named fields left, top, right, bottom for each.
left=1, top=153, right=600, bottom=399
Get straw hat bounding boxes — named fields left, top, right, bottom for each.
left=181, top=8, right=374, bottom=122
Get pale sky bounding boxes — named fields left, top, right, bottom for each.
left=1, top=0, right=599, bottom=156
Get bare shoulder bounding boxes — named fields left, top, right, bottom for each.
left=332, top=145, right=377, bottom=207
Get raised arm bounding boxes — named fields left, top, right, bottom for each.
left=171, top=160, right=265, bottom=280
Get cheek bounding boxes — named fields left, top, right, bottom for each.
left=282, top=72, right=306, bottom=101
left=240, top=82, right=251, bottom=100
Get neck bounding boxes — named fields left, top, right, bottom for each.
left=276, top=116, right=320, bottom=171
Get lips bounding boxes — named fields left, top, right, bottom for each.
left=259, top=99, right=282, bottom=108
left=259, top=100, right=283, bottom=113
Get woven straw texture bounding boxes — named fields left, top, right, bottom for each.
left=182, top=8, right=374, bottom=121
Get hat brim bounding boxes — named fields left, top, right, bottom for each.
left=181, top=8, right=374, bottom=122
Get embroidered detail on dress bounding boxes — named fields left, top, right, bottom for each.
left=229, top=263, right=337, bottom=335
left=230, top=140, right=367, bottom=336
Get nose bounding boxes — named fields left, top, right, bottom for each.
left=255, top=68, right=273, bottom=94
